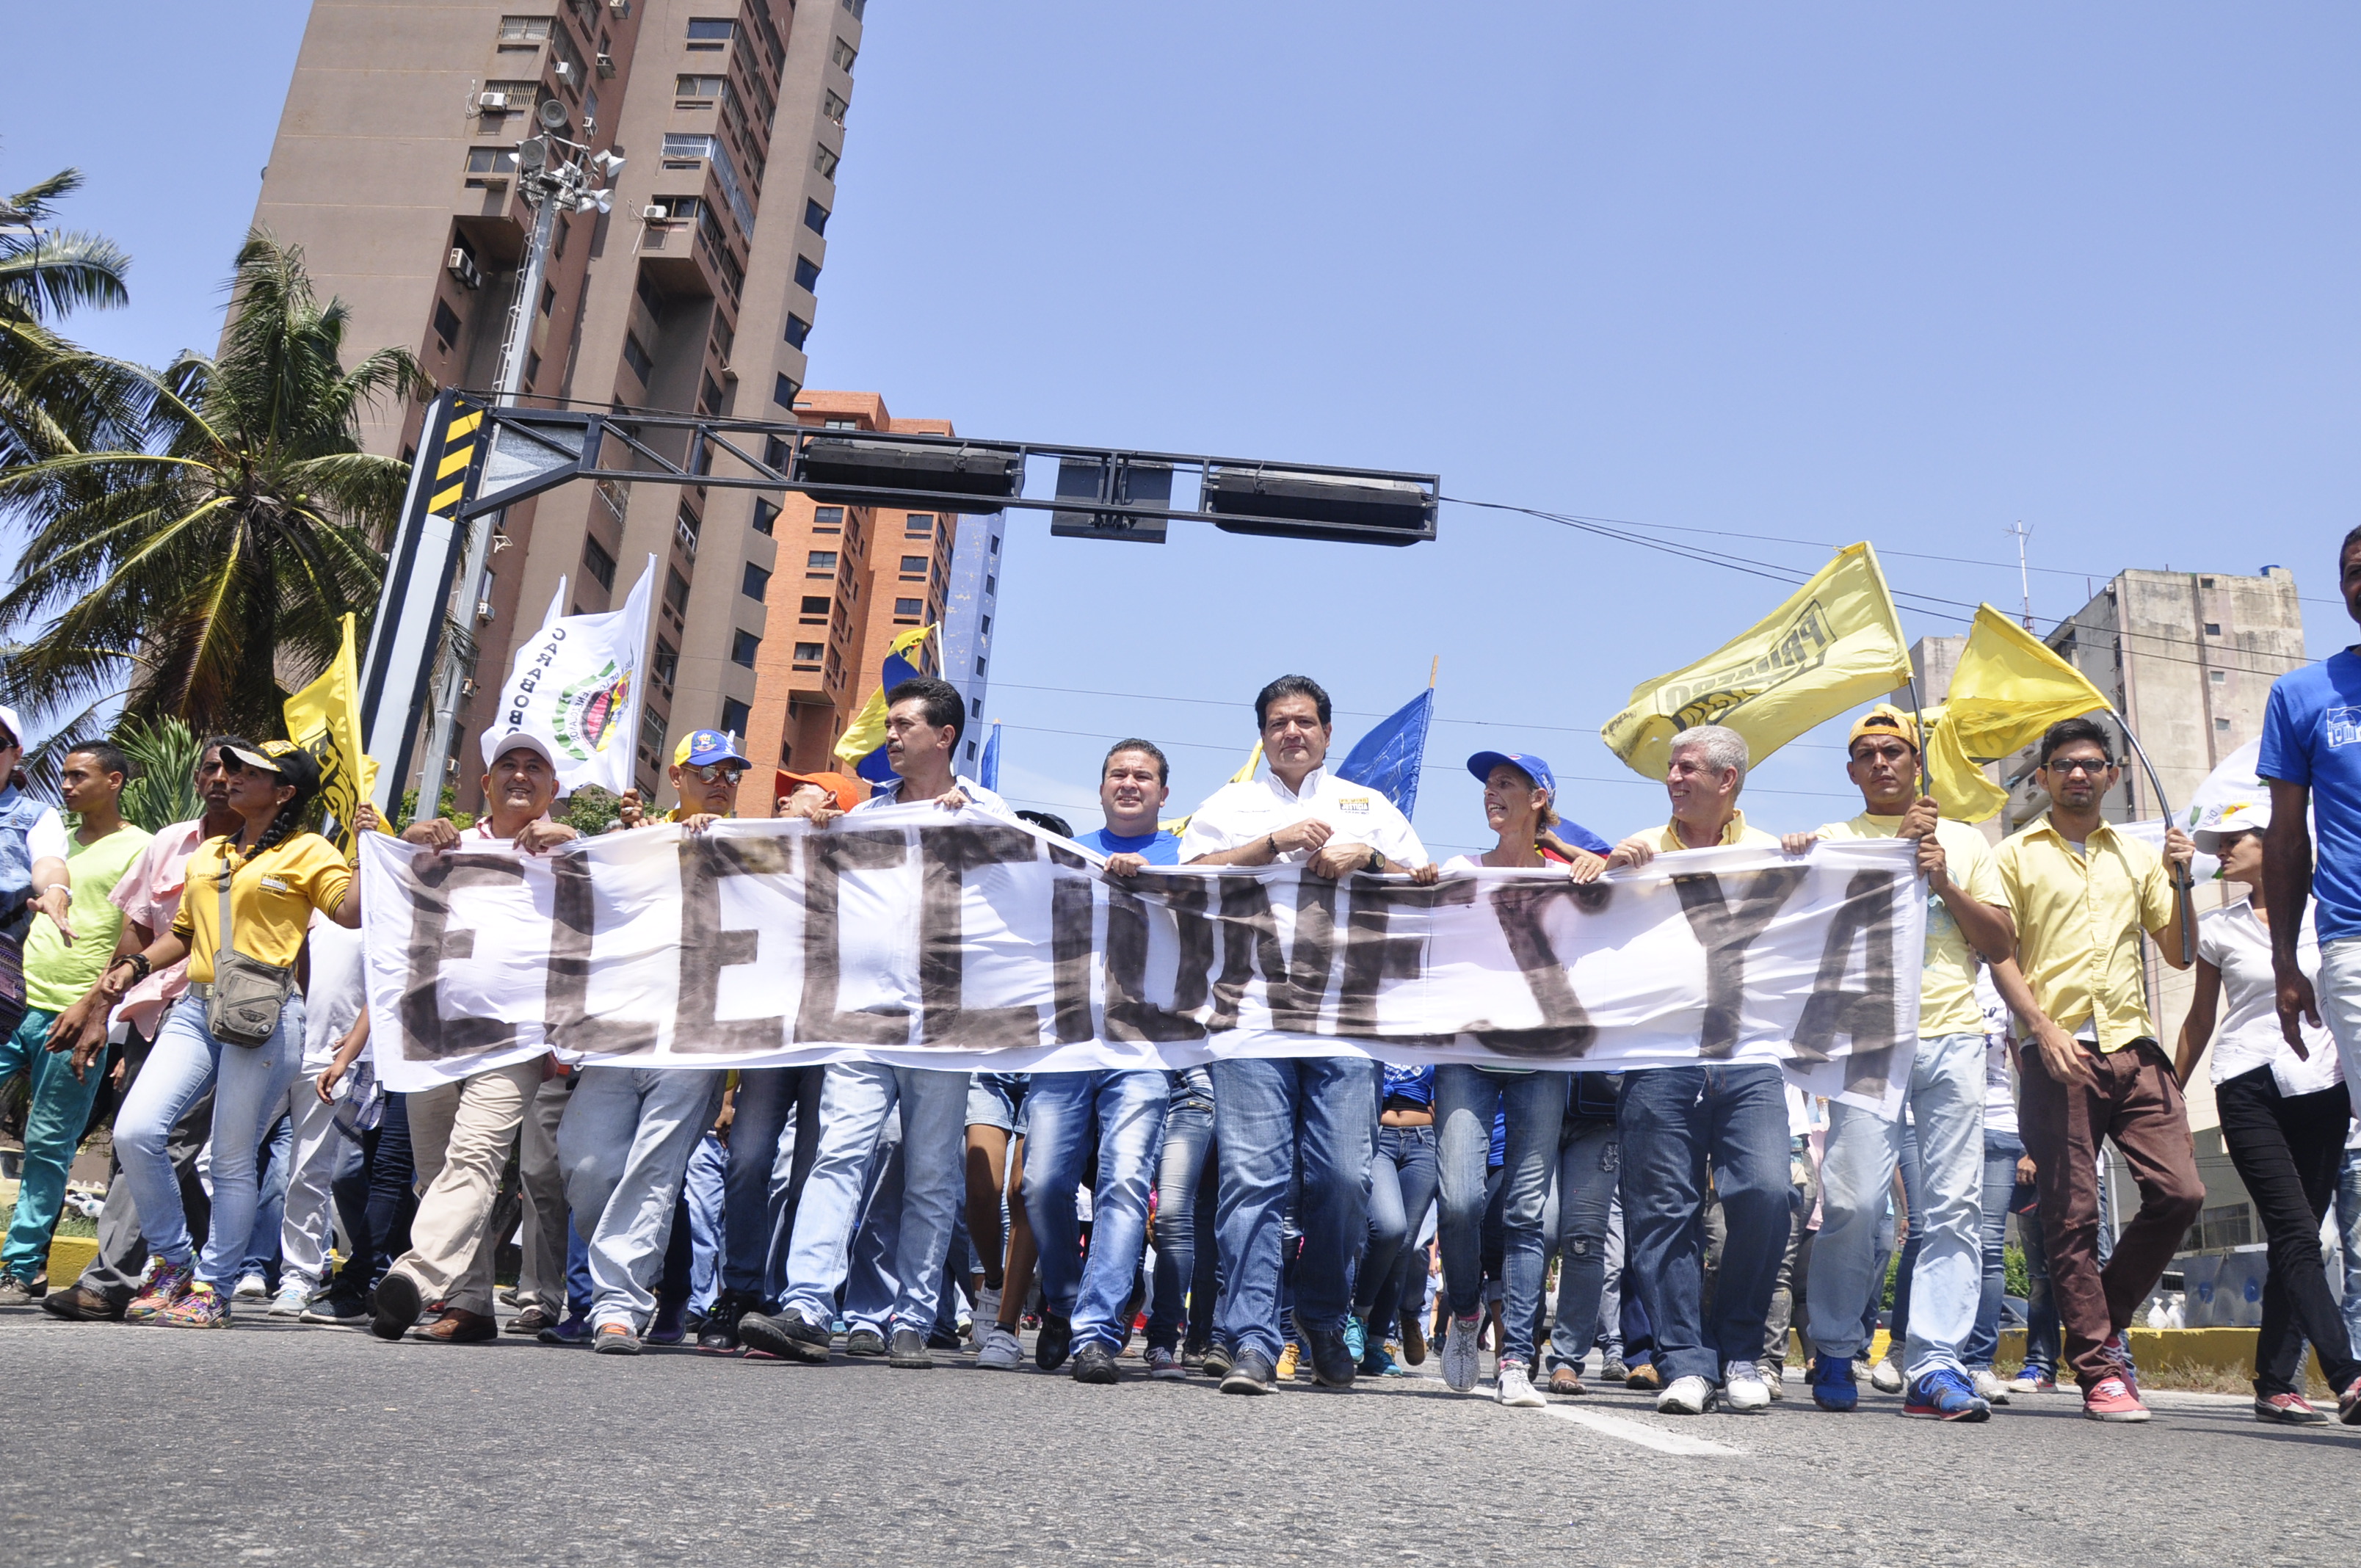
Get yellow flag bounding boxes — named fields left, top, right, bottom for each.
left=1602, top=544, right=1912, bottom=778
left=283, top=613, right=380, bottom=854
left=833, top=625, right=937, bottom=769
left=1161, top=739, right=1261, bottom=837
left=1923, top=605, right=2111, bottom=822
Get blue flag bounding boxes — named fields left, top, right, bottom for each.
left=1336, top=689, right=1434, bottom=819
left=978, top=721, right=1001, bottom=793
left=841, top=634, right=931, bottom=785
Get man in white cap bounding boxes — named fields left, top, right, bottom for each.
left=369, top=730, right=578, bottom=1344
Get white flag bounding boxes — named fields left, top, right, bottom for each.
left=485, top=555, right=654, bottom=794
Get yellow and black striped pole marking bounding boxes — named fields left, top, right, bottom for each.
left=428, top=398, right=486, bottom=516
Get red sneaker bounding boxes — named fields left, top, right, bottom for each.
left=2083, top=1374, right=2150, bottom=1423
left=2100, top=1332, right=2140, bottom=1397
left=2255, top=1390, right=2329, bottom=1426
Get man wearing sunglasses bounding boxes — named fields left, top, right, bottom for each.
left=1987, top=716, right=2198, bottom=1423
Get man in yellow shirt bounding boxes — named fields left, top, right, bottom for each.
left=1782, top=708, right=2015, bottom=1420
left=1989, top=716, right=2198, bottom=1423
left=1584, top=725, right=1791, bottom=1415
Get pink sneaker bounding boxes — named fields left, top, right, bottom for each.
left=125, top=1260, right=195, bottom=1322
left=2255, top=1390, right=2328, bottom=1426
left=2083, top=1374, right=2150, bottom=1423
left=150, top=1282, right=233, bottom=1329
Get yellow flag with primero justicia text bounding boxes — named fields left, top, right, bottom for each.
left=282, top=613, right=381, bottom=854
left=1921, top=605, right=2112, bottom=822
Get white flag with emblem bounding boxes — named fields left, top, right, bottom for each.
left=485, top=554, right=654, bottom=794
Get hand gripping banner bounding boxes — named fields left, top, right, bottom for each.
left=359, top=806, right=1925, bottom=1112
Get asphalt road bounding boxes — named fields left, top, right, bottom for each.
left=4, top=1303, right=2352, bottom=1567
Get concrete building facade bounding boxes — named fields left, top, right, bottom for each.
left=249, top=0, right=868, bottom=807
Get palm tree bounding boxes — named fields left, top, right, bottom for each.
left=1, top=167, right=137, bottom=472
left=0, top=229, right=429, bottom=737
left=115, top=714, right=206, bottom=832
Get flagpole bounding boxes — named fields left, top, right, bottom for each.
left=2113, top=711, right=2196, bottom=965
left=1904, top=672, right=1932, bottom=802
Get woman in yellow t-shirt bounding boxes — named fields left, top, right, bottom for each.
left=90, top=739, right=363, bottom=1329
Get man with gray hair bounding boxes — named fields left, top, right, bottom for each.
left=1581, top=724, right=1793, bottom=1415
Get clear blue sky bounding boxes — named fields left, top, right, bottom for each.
left=7, top=4, right=2357, bottom=855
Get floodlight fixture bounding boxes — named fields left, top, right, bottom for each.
left=537, top=97, right=571, bottom=131
left=1204, top=465, right=1436, bottom=546
left=516, top=136, right=549, bottom=173
left=791, top=436, right=1025, bottom=514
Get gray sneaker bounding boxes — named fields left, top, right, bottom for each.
left=0, top=1273, right=37, bottom=1307
left=975, top=1324, right=1025, bottom=1370
left=1442, top=1314, right=1482, bottom=1393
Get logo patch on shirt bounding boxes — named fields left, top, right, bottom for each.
left=1335, top=796, right=1372, bottom=814
left=2329, top=706, right=2361, bottom=749
left=259, top=876, right=289, bottom=894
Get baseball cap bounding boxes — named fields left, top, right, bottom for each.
left=776, top=768, right=866, bottom=813
left=481, top=728, right=561, bottom=774
left=2194, top=796, right=2271, bottom=854
left=1466, top=751, right=1556, bottom=802
left=673, top=729, right=751, bottom=770
left=1846, top=705, right=1921, bottom=755
left=227, top=738, right=323, bottom=795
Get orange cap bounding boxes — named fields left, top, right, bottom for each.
left=776, top=769, right=867, bottom=813
left=1846, top=704, right=1921, bottom=755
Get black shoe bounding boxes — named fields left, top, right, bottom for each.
left=1035, top=1311, right=1074, bottom=1372
left=1073, top=1343, right=1120, bottom=1384
left=1308, top=1327, right=1357, bottom=1389
left=737, top=1309, right=832, bottom=1364
left=697, top=1291, right=748, bottom=1355
left=926, top=1326, right=963, bottom=1351
left=370, top=1271, right=422, bottom=1343
left=845, top=1327, right=888, bottom=1357
left=888, top=1328, right=935, bottom=1368
left=1200, top=1341, right=1234, bottom=1379
left=1220, top=1349, right=1277, bottom=1395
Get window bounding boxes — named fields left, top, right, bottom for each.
left=813, top=143, right=841, bottom=179
left=675, top=73, right=725, bottom=98
left=2200, top=576, right=2216, bottom=589
left=899, top=556, right=927, bottom=576
left=804, top=198, right=829, bottom=235
left=774, top=372, right=800, bottom=409
left=432, top=298, right=463, bottom=351
left=812, top=506, right=844, bottom=531
left=620, top=332, right=653, bottom=383
left=783, top=313, right=810, bottom=349
left=824, top=90, right=849, bottom=125
left=641, top=705, right=669, bottom=751
left=741, top=562, right=770, bottom=602
left=843, top=0, right=867, bottom=17
left=833, top=37, right=859, bottom=70
left=648, top=195, right=702, bottom=225
left=988, top=534, right=1000, bottom=555
left=895, top=598, right=923, bottom=615
left=721, top=697, right=751, bottom=737
left=653, top=638, right=679, bottom=683
left=664, top=567, right=690, bottom=614
left=904, top=513, right=934, bottom=536
left=583, top=536, right=617, bottom=591
left=979, top=614, right=991, bottom=638
left=794, top=642, right=824, bottom=663
left=752, top=498, right=778, bottom=536
left=822, top=418, right=857, bottom=429
left=699, top=371, right=725, bottom=415
left=800, top=595, right=830, bottom=614
left=636, top=270, right=664, bottom=313
left=808, top=551, right=838, bottom=570
left=660, top=133, right=753, bottom=233
left=523, top=349, right=542, bottom=385
left=985, top=574, right=996, bottom=595
left=2214, top=717, right=2231, bottom=733
left=499, top=15, right=554, bottom=43
left=794, top=255, right=822, bottom=292
left=971, top=697, right=983, bottom=719
left=2209, top=668, right=2226, bottom=683
left=730, top=629, right=761, bottom=668
left=975, top=656, right=987, bottom=677
left=2203, top=622, right=2221, bottom=636
left=686, top=17, right=733, bottom=48
left=465, top=145, right=520, bottom=176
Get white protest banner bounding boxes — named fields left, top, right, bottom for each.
left=485, top=555, right=654, bottom=793
left=360, top=808, right=1923, bottom=1111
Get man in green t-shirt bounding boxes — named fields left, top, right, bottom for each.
left=0, top=740, right=151, bottom=1299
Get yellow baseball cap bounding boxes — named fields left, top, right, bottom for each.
left=1846, top=705, right=1920, bottom=755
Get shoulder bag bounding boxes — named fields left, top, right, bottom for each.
left=204, top=845, right=295, bottom=1048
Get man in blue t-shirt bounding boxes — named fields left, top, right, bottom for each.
left=1077, top=738, right=1181, bottom=871
left=2259, top=523, right=2361, bottom=1108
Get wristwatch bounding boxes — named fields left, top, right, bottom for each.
left=1364, top=846, right=1385, bottom=875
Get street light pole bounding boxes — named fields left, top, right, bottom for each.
left=407, top=108, right=617, bottom=820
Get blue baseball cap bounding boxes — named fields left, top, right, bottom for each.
left=673, top=729, right=751, bottom=769
left=1466, top=750, right=1556, bottom=802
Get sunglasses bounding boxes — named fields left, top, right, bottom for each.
left=683, top=763, right=745, bottom=785
left=2044, top=756, right=2113, bottom=777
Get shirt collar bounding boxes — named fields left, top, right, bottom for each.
left=1269, top=766, right=1327, bottom=804
left=1661, top=807, right=1746, bottom=848
left=2027, top=810, right=2117, bottom=849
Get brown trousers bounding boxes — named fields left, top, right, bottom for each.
left=2017, top=1038, right=2205, bottom=1390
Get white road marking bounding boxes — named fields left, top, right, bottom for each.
left=1542, top=1403, right=1746, bottom=1456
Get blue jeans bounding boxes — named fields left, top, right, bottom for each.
left=683, top=1129, right=725, bottom=1319
left=1147, top=1092, right=1217, bottom=1353
left=720, top=1065, right=824, bottom=1299
left=2340, top=1146, right=2361, bottom=1350
left=1807, top=1031, right=1984, bottom=1377
left=557, top=1065, right=725, bottom=1332
left=1, top=1007, right=109, bottom=1280
left=777, top=1062, right=968, bottom=1336
left=1210, top=1056, right=1377, bottom=1365
left=1619, top=1061, right=1789, bottom=1383
left=1965, top=1128, right=2023, bottom=1371
left=1545, top=1119, right=1620, bottom=1370
left=1357, top=1122, right=1440, bottom=1328
left=1025, top=1069, right=1169, bottom=1352
left=112, top=995, right=305, bottom=1291
left=237, top=1111, right=294, bottom=1285
left=1436, top=1066, right=1564, bottom=1365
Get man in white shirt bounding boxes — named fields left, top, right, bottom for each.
left=1178, top=675, right=1434, bottom=1395
left=740, top=676, right=1016, bottom=1370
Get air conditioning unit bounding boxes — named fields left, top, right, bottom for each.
left=553, top=60, right=578, bottom=87
left=596, top=52, right=617, bottom=78
left=608, top=0, right=631, bottom=14
left=640, top=203, right=668, bottom=222
left=446, top=247, right=483, bottom=290
left=477, top=90, right=510, bottom=112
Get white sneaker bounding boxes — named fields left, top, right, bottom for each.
left=233, top=1273, right=269, bottom=1302
left=971, top=1286, right=1001, bottom=1343
left=1442, top=1313, right=1482, bottom=1392
left=1972, top=1368, right=2012, bottom=1407
left=1722, top=1360, right=1771, bottom=1412
left=975, top=1324, right=1024, bottom=1370
left=1657, top=1374, right=1716, bottom=1415
left=1869, top=1355, right=1904, bottom=1393
left=1496, top=1361, right=1546, bottom=1408
left=267, top=1283, right=311, bottom=1318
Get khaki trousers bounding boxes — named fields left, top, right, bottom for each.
left=516, top=1072, right=576, bottom=1311
left=388, top=1059, right=543, bottom=1315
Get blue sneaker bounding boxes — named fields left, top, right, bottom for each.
left=1360, top=1341, right=1401, bottom=1378
left=1904, top=1367, right=1992, bottom=1422
left=1344, top=1315, right=1368, bottom=1361
left=1807, top=1353, right=1859, bottom=1412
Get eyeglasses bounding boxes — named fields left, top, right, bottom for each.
left=683, top=763, right=745, bottom=785
left=2044, top=756, right=2113, bottom=777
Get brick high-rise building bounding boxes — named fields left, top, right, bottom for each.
left=249, top=0, right=868, bottom=807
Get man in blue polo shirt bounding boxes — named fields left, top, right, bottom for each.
left=1024, top=740, right=1180, bottom=1382
left=2261, top=526, right=2361, bottom=1113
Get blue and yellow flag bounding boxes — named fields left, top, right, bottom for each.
left=1337, top=688, right=1435, bottom=819
left=833, top=625, right=936, bottom=784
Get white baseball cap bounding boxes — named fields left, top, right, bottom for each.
left=2192, top=796, right=2270, bottom=853
left=480, top=728, right=561, bottom=774
left=0, top=705, right=23, bottom=749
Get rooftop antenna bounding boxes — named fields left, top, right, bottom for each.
left=2006, top=520, right=2034, bottom=631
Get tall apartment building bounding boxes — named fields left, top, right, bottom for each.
left=939, top=510, right=1007, bottom=773
left=729, top=388, right=979, bottom=813
left=249, top=0, right=868, bottom=806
